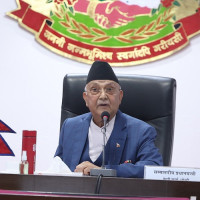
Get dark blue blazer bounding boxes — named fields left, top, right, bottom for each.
left=55, top=110, right=163, bottom=178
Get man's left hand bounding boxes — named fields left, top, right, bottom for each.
left=74, top=161, right=100, bottom=175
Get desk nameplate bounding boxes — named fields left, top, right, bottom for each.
left=144, top=166, right=200, bottom=182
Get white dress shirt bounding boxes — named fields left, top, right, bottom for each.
left=88, top=116, right=116, bottom=162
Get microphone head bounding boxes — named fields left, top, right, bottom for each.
left=101, top=111, right=110, bottom=121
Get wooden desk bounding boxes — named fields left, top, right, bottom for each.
left=0, top=173, right=199, bottom=199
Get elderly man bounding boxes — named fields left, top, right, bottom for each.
left=55, top=61, right=163, bottom=178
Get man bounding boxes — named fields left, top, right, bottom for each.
left=55, top=61, right=163, bottom=178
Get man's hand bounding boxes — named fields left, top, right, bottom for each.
left=74, top=161, right=101, bottom=175
left=94, top=1, right=151, bottom=28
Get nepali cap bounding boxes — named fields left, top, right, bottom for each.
left=86, top=61, right=119, bottom=84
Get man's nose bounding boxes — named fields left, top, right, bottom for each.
left=99, top=89, right=108, bottom=99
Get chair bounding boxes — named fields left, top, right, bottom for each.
left=60, top=74, right=176, bottom=166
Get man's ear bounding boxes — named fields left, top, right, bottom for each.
left=119, top=90, right=123, bottom=105
left=83, top=92, right=88, bottom=107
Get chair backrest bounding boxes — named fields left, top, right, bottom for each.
left=61, top=74, right=176, bottom=166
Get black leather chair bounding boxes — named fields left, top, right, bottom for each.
left=60, top=74, right=176, bottom=166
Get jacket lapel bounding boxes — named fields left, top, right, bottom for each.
left=70, top=113, right=92, bottom=170
left=107, top=111, right=127, bottom=165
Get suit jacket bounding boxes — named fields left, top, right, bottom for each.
left=55, top=110, right=163, bottom=178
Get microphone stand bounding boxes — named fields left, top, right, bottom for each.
left=102, top=118, right=106, bottom=169
left=90, top=116, right=116, bottom=177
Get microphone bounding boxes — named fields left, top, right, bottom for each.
left=90, top=111, right=116, bottom=177
left=101, top=111, right=110, bottom=129
left=101, top=111, right=110, bottom=121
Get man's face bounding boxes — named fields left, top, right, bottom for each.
left=83, top=80, right=123, bottom=126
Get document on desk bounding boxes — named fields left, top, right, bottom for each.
left=34, top=156, right=82, bottom=177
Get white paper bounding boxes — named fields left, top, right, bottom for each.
left=34, top=156, right=82, bottom=176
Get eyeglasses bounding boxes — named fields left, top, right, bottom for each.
left=86, top=86, right=121, bottom=95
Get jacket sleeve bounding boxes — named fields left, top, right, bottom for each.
left=54, top=119, right=68, bottom=160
